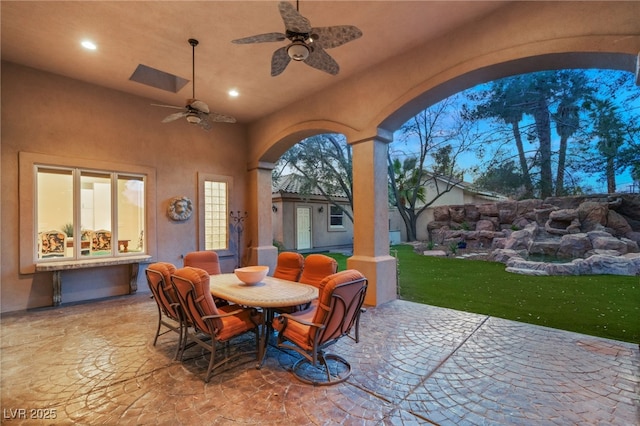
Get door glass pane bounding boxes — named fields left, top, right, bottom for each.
left=37, top=168, right=73, bottom=259
left=117, top=175, right=145, bottom=253
left=81, top=172, right=112, bottom=257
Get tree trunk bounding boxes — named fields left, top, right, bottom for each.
left=606, top=157, right=616, bottom=193
left=555, top=134, right=568, bottom=196
left=510, top=120, right=534, bottom=197
left=532, top=97, right=553, bottom=198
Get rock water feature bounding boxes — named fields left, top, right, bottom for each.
left=427, top=194, right=640, bottom=276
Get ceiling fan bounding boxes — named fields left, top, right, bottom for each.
left=152, top=39, right=236, bottom=131
left=232, top=1, right=362, bottom=76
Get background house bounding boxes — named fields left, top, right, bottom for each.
left=272, top=175, right=353, bottom=252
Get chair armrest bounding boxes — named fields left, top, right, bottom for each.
left=202, top=308, right=245, bottom=320
left=278, top=313, right=325, bottom=330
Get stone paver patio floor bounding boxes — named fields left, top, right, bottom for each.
left=1, top=293, right=638, bottom=425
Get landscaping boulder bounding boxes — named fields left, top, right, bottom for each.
left=497, top=200, right=517, bottom=223
left=627, top=231, right=640, bottom=244
left=621, top=238, right=639, bottom=253
left=433, top=206, right=450, bottom=222
left=583, top=254, right=640, bottom=276
left=516, top=199, right=544, bottom=219
left=557, top=233, right=592, bottom=259
left=527, top=239, right=560, bottom=257
left=476, top=219, right=495, bottom=232
left=449, top=206, right=466, bottom=223
left=534, top=206, right=558, bottom=226
left=606, top=210, right=632, bottom=238
left=590, top=234, right=628, bottom=254
left=477, top=203, right=498, bottom=217
left=489, top=248, right=523, bottom=263
left=577, top=201, right=608, bottom=232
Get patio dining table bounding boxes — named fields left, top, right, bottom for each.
left=209, top=273, right=318, bottom=366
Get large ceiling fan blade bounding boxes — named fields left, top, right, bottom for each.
left=271, top=46, right=292, bottom=76
left=151, top=103, right=185, bottom=110
left=197, top=116, right=213, bottom=131
left=209, top=112, right=237, bottom=123
left=232, top=32, right=287, bottom=44
left=304, top=47, right=339, bottom=75
left=278, top=1, right=311, bottom=34
left=311, top=25, right=363, bottom=49
left=161, top=111, right=188, bottom=123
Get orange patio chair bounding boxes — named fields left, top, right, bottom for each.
left=184, top=250, right=221, bottom=275
left=145, top=262, right=184, bottom=359
left=171, top=267, right=262, bottom=382
left=274, top=269, right=367, bottom=385
left=277, top=253, right=338, bottom=314
left=272, top=251, right=304, bottom=281
left=298, top=254, right=338, bottom=288
left=184, top=250, right=228, bottom=306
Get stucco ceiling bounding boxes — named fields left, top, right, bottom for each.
left=1, top=1, right=508, bottom=124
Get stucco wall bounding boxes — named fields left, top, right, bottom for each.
left=1, top=62, right=249, bottom=312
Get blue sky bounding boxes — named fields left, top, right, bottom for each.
left=392, top=68, right=639, bottom=195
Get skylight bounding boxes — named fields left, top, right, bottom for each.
left=129, top=64, right=189, bottom=94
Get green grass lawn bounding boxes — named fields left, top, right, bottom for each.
left=320, top=245, right=640, bottom=344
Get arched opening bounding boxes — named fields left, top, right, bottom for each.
left=248, top=51, right=639, bottom=306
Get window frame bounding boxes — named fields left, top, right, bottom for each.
left=328, top=204, right=345, bottom=230
left=19, top=152, right=157, bottom=273
left=197, top=172, right=233, bottom=256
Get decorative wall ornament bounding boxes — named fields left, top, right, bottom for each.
left=167, top=196, right=193, bottom=221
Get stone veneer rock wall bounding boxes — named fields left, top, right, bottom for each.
left=427, top=194, right=640, bottom=276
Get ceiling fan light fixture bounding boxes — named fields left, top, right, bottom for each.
left=287, top=40, right=310, bottom=61
left=186, top=113, right=201, bottom=124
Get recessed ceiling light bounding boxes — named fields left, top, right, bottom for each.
left=228, top=89, right=239, bottom=97
left=81, top=40, right=97, bottom=50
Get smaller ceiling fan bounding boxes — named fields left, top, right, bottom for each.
left=232, top=1, right=362, bottom=76
left=152, top=39, right=236, bottom=131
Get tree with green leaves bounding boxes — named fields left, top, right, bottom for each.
left=581, top=99, right=633, bottom=193
left=468, top=70, right=593, bottom=198
left=389, top=96, right=477, bottom=241
left=473, top=160, right=527, bottom=199
left=465, top=74, right=535, bottom=197
left=274, top=133, right=354, bottom=222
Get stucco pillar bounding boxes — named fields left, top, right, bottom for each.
left=246, top=161, right=278, bottom=272
left=347, top=130, right=397, bottom=306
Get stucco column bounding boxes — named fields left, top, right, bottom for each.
left=347, top=130, right=397, bottom=306
left=246, top=161, right=278, bottom=272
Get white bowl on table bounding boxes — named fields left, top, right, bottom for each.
left=234, top=265, right=269, bottom=285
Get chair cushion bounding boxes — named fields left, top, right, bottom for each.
left=274, top=307, right=316, bottom=351
left=147, top=262, right=179, bottom=317
left=184, top=251, right=221, bottom=275
left=273, top=252, right=304, bottom=281
left=216, top=304, right=262, bottom=342
left=173, top=267, right=221, bottom=333
left=312, top=270, right=365, bottom=326
left=298, top=254, right=338, bottom=288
